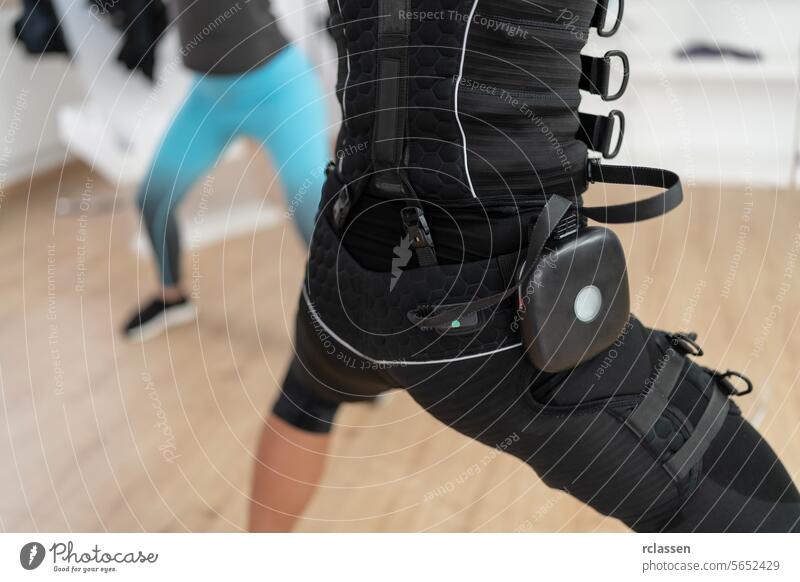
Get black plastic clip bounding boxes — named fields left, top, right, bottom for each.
left=715, top=370, right=754, bottom=397
left=401, top=206, right=438, bottom=267
left=331, top=186, right=351, bottom=230
left=668, top=332, right=705, bottom=357
left=587, top=157, right=602, bottom=184
left=401, top=206, right=434, bottom=250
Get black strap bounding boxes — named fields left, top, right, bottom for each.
left=625, top=347, right=730, bottom=481
left=583, top=160, right=684, bottom=223
left=580, top=51, right=629, bottom=101
left=408, top=195, right=573, bottom=328
left=372, top=0, right=409, bottom=195
left=407, top=158, right=683, bottom=328
left=371, top=0, right=439, bottom=265
left=626, top=352, right=684, bottom=438
left=591, top=0, right=624, bottom=37
left=664, top=385, right=729, bottom=480
left=578, top=111, right=625, bottom=159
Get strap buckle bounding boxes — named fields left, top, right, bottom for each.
left=401, top=206, right=434, bottom=250
left=332, top=186, right=351, bottom=230
left=668, top=332, right=704, bottom=357
left=714, top=370, right=753, bottom=397
left=587, top=157, right=602, bottom=184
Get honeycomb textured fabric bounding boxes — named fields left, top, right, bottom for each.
left=330, top=0, right=592, bottom=202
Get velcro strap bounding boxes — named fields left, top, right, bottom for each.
left=373, top=58, right=404, bottom=178
left=578, top=111, right=625, bottom=159
left=626, top=352, right=685, bottom=438
left=626, top=350, right=731, bottom=482
left=664, top=385, right=729, bottom=480
left=372, top=0, right=409, bottom=194
left=580, top=51, right=629, bottom=101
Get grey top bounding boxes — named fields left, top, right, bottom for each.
left=173, top=0, right=289, bottom=75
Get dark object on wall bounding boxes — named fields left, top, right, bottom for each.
left=91, top=0, right=168, bottom=80
left=117, top=0, right=168, bottom=80
left=678, top=43, right=761, bottom=62
left=13, top=0, right=69, bottom=55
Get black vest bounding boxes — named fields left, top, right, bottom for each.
left=328, top=0, right=610, bottom=203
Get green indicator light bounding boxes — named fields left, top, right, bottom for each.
left=451, top=320, right=461, bottom=328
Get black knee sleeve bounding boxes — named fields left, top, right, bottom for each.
left=272, top=366, right=341, bottom=434
left=273, top=299, right=397, bottom=433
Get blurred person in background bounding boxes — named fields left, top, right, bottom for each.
left=124, top=0, right=328, bottom=341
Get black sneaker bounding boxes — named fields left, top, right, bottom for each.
left=123, top=297, right=197, bottom=342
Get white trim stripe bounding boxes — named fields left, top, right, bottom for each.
left=301, top=287, right=522, bottom=366
left=454, top=0, right=481, bottom=199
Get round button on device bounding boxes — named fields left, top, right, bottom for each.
left=574, top=285, right=603, bottom=323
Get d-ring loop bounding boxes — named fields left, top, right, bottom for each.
left=716, top=370, right=754, bottom=397
left=602, top=50, right=630, bottom=101
left=596, top=0, right=625, bottom=38
left=604, top=110, right=625, bottom=159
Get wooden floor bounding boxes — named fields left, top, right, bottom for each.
left=1, top=160, right=798, bottom=532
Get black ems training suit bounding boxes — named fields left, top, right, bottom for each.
left=273, top=0, right=800, bottom=532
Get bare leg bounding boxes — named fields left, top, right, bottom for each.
left=248, top=414, right=331, bottom=532
left=159, top=286, right=184, bottom=302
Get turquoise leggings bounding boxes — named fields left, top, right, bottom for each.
left=137, top=46, right=328, bottom=286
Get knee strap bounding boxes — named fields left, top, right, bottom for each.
left=625, top=348, right=730, bottom=481
left=525, top=327, right=752, bottom=526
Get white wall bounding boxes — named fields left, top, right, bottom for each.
left=0, top=4, right=85, bottom=190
